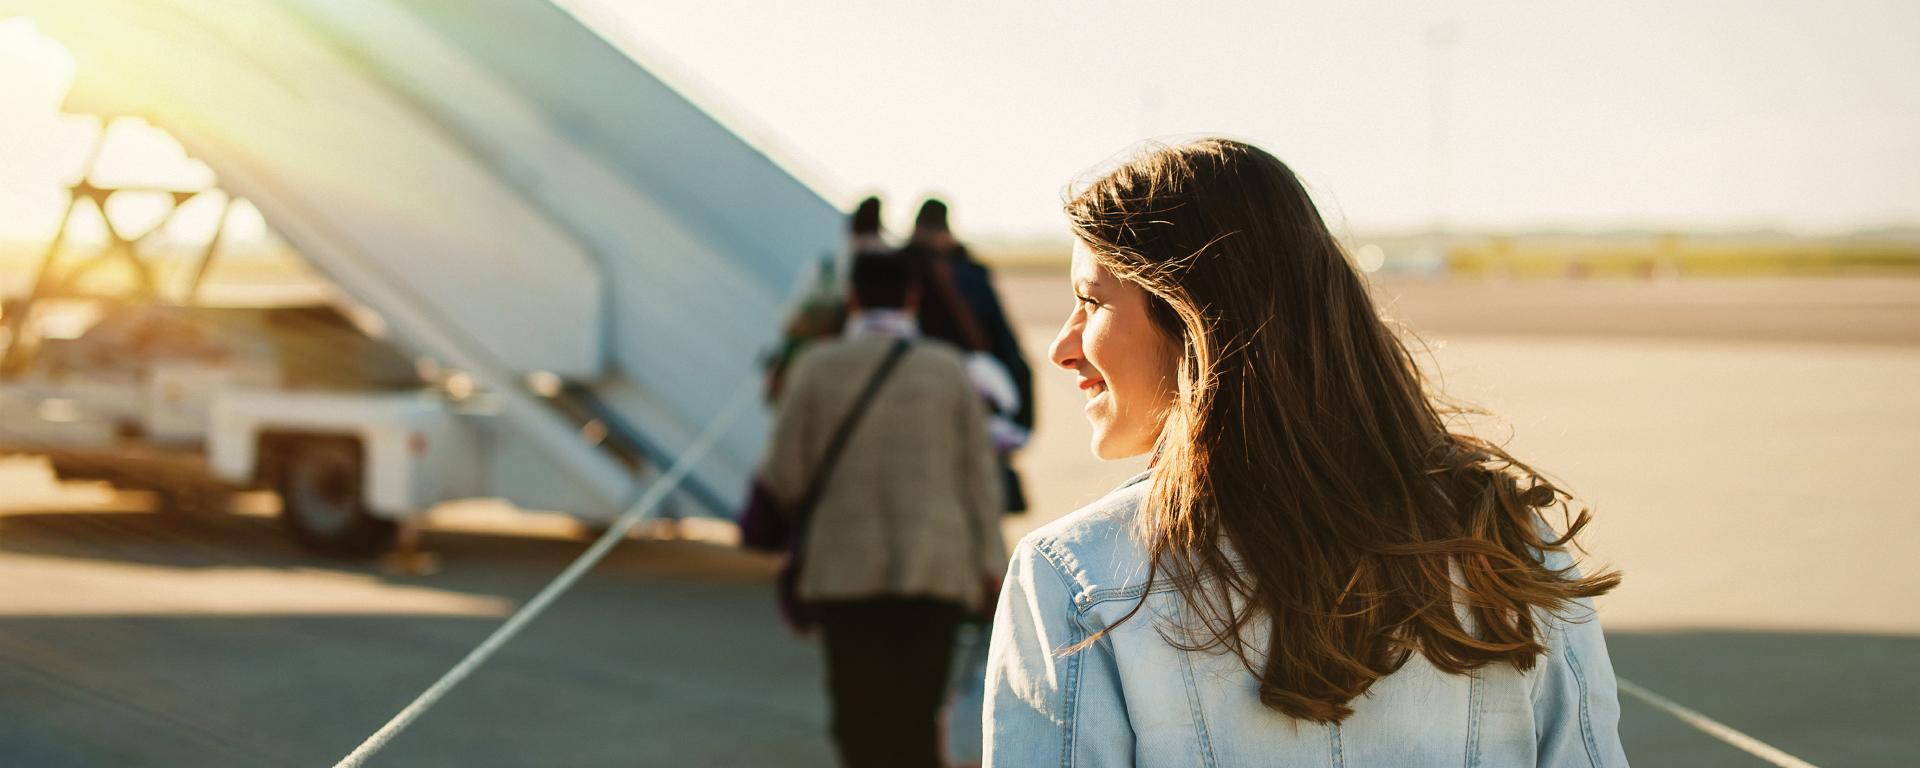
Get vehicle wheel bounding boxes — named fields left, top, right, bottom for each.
left=276, top=437, right=395, bottom=557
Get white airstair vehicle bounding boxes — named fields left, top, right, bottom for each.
left=0, top=0, right=842, bottom=554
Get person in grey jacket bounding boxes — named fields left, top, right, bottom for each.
left=984, top=139, right=1629, bottom=766
left=761, top=252, right=1006, bottom=768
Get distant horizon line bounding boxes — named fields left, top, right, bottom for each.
left=962, top=224, right=1920, bottom=249
left=4, top=223, right=1920, bottom=259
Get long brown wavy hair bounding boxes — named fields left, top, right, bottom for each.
left=1065, top=138, right=1620, bottom=724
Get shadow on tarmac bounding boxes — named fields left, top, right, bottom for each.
left=0, top=507, right=826, bottom=767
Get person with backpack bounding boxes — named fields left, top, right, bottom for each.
left=897, top=199, right=1035, bottom=514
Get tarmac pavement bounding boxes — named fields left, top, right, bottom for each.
left=1, top=274, right=1915, bottom=766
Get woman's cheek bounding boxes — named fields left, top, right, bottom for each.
left=1081, top=316, right=1107, bottom=371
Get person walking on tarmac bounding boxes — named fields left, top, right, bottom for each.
left=758, top=252, right=1007, bottom=768
left=764, top=197, right=892, bottom=401
left=897, top=199, right=1035, bottom=513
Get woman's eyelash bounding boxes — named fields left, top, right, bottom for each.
left=1075, top=293, right=1099, bottom=307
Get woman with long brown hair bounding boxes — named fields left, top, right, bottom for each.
left=983, top=138, right=1628, bottom=766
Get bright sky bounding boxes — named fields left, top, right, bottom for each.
left=598, top=0, right=1920, bottom=238
left=3, top=2, right=1918, bottom=243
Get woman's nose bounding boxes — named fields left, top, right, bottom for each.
left=1049, top=313, right=1083, bottom=372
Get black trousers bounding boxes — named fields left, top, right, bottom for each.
left=815, top=597, right=964, bottom=768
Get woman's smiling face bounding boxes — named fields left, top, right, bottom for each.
left=1049, top=240, right=1182, bottom=460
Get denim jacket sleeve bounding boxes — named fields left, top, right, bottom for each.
left=1531, top=558, right=1631, bottom=766
left=983, top=537, right=1134, bottom=767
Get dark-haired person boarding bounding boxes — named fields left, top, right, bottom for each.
left=982, top=139, right=1629, bottom=767
left=761, top=252, right=1007, bottom=768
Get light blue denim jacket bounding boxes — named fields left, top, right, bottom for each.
left=983, top=472, right=1629, bottom=767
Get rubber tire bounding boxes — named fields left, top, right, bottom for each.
left=276, top=437, right=396, bottom=557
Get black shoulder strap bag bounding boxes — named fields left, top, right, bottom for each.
left=778, top=338, right=912, bottom=632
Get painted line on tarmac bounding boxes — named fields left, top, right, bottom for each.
left=332, top=381, right=759, bottom=768
left=1617, top=677, right=1819, bottom=768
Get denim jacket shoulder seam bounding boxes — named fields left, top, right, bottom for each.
left=1079, top=581, right=1178, bottom=613
left=1030, top=537, right=1089, bottom=605
left=1032, top=529, right=1179, bottom=616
